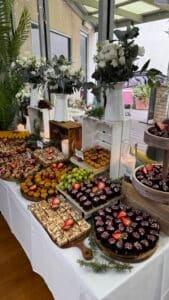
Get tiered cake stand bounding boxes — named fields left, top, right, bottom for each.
left=133, top=127, right=169, bottom=204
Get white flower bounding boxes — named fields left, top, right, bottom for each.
left=110, top=48, right=117, bottom=58
left=111, top=59, right=118, bottom=67
left=138, top=46, right=145, bottom=56
left=98, top=60, right=106, bottom=68
left=119, top=56, right=125, bottom=65
left=11, top=62, right=15, bottom=68
left=104, top=52, right=113, bottom=62
left=31, top=71, right=36, bottom=75
left=119, top=47, right=124, bottom=57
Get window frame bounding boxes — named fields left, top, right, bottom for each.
left=80, top=30, right=88, bottom=80
left=50, top=29, right=72, bottom=61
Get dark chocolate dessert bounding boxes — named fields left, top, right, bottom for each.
left=66, top=176, right=121, bottom=211
left=94, top=203, right=160, bottom=256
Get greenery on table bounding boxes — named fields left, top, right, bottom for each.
left=77, top=226, right=132, bottom=273
left=0, top=0, right=30, bottom=130
left=86, top=106, right=104, bottom=119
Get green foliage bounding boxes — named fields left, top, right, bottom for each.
left=133, top=84, right=151, bottom=98
left=0, top=0, right=30, bottom=130
left=86, top=106, right=104, bottom=119
left=77, top=226, right=132, bottom=273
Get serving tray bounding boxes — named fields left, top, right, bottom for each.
left=57, top=187, right=121, bottom=219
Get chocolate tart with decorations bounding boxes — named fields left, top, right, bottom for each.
left=94, top=203, right=160, bottom=263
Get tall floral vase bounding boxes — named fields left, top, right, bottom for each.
left=53, top=93, right=68, bottom=121
left=104, top=82, right=125, bottom=122
left=30, top=86, right=39, bottom=107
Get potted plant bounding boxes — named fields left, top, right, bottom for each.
left=0, top=0, right=30, bottom=130
left=133, top=84, right=150, bottom=110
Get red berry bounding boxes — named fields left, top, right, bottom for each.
left=73, top=183, right=81, bottom=190
left=118, top=210, right=126, bottom=219
left=121, top=217, right=131, bottom=226
left=65, top=219, right=74, bottom=226
left=52, top=197, right=60, bottom=205
left=63, top=225, right=71, bottom=231
left=97, top=182, right=106, bottom=190
left=112, top=232, right=122, bottom=240
left=29, top=184, right=37, bottom=191
left=57, top=163, right=64, bottom=169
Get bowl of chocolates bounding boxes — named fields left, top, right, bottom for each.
left=94, top=202, right=160, bottom=262
left=144, top=121, right=169, bottom=150
left=133, top=164, right=169, bottom=204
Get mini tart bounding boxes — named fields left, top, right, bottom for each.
left=33, top=146, right=66, bottom=166
left=21, top=163, right=71, bottom=201
left=94, top=203, right=160, bottom=258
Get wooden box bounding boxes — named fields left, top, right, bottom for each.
left=49, top=121, right=82, bottom=157
left=122, top=181, right=169, bottom=235
left=82, top=116, right=131, bottom=179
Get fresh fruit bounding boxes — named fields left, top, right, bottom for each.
left=97, top=182, right=105, bottom=190
left=52, top=197, right=60, bottom=205
left=29, top=184, right=37, bottom=191
left=121, top=217, right=131, bottom=226
left=118, top=211, right=127, bottom=219
left=73, top=183, right=81, bottom=190
left=112, top=232, right=122, bottom=240
left=65, top=218, right=74, bottom=226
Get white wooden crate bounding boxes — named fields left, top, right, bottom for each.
left=82, top=116, right=131, bottom=179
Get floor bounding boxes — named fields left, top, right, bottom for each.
left=0, top=214, right=53, bottom=300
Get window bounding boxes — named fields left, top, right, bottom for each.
left=31, top=23, right=41, bottom=57
left=50, top=31, right=71, bottom=60
left=80, top=32, right=88, bottom=79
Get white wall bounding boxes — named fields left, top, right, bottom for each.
left=134, top=19, right=169, bottom=75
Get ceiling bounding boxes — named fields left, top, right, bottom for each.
left=65, top=0, right=169, bottom=28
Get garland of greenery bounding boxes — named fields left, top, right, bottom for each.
left=77, top=225, right=132, bottom=273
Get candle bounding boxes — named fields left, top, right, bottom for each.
left=61, top=139, right=69, bottom=157
left=17, top=124, right=25, bottom=131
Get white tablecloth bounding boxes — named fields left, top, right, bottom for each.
left=1, top=179, right=169, bottom=300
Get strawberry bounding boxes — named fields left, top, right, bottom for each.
left=51, top=203, right=59, bottom=209
left=143, top=166, right=148, bottom=174
left=145, top=164, right=154, bottom=172
left=10, top=163, right=17, bottom=169
left=65, top=218, right=74, bottom=226
left=52, top=197, right=60, bottom=205
left=73, top=183, right=81, bottom=190
left=52, top=163, right=57, bottom=168
left=92, top=187, right=98, bottom=193
left=118, top=210, right=126, bottom=219
left=121, top=217, right=131, bottom=226
left=63, top=225, right=70, bottom=231
left=97, top=182, right=106, bottom=190
left=57, top=162, right=64, bottom=169
left=156, top=122, right=168, bottom=131
left=112, top=232, right=122, bottom=240
left=29, top=184, right=37, bottom=191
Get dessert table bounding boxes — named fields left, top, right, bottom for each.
left=1, top=179, right=169, bottom=300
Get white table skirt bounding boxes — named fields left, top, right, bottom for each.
left=1, top=179, right=169, bottom=300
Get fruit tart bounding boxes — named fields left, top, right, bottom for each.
left=0, top=150, right=40, bottom=181
left=21, top=162, right=71, bottom=201
left=33, top=146, right=66, bottom=166
left=83, top=146, right=110, bottom=169
left=94, top=202, right=160, bottom=262
left=30, top=196, right=91, bottom=247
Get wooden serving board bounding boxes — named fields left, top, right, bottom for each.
left=95, top=234, right=158, bottom=263
left=122, top=181, right=169, bottom=235
left=133, top=165, right=169, bottom=204
left=57, top=187, right=121, bottom=219
left=70, top=156, right=109, bottom=175
left=30, top=209, right=92, bottom=260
